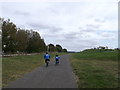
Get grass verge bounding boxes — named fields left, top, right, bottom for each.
left=70, top=51, right=118, bottom=88
left=2, top=52, right=67, bottom=87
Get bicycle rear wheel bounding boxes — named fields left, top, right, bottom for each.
left=46, top=61, right=49, bottom=67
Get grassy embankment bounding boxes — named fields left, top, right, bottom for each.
left=2, top=52, right=66, bottom=87
left=70, top=50, right=118, bottom=88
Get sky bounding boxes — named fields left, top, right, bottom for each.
left=0, top=0, right=119, bottom=52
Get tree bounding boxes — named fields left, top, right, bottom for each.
left=62, top=49, right=67, bottom=52
left=2, top=19, right=17, bottom=53
left=0, top=18, right=3, bottom=52
left=26, top=30, right=47, bottom=53
left=56, top=44, right=62, bottom=52
left=16, top=29, right=28, bottom=52
left=48, top=44, right=55, bottom=52
left=39, top=39, right=47, bottom=52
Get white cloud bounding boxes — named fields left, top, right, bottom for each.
left=1, top=1, right=118, bottom=51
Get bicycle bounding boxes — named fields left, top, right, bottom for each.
left=45, top=59, right=49, bottom=67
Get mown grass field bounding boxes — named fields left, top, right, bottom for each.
left=70, top=50, right=118, bottom=88
left=2, top=52, right=66, bottom=87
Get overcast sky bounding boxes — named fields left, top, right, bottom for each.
left=0, top=0, right=118, bottom=51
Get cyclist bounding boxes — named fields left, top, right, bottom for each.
left=55, top=55, right=60, bottom=65
left=44, top=52, right=50, bottom=67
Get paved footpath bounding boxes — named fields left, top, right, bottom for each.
left=5, top=55, right=77, bottom=88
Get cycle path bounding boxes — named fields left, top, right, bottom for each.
left=5, top=54, right=77, bottom=88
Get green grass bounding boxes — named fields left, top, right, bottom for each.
left=70, top=51, right=118, bottom=88
left=2, top=52, right=67, bottom=87
left=73, top=50, right=118, bottom=61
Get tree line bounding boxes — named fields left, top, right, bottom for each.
left=47, top=44, right=67, bottom=52
left=0, top=18, right=67, bottom=54
left=83, top=46, right=119, bottom=52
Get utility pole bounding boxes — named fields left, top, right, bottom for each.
left=47, top=45, right=49, bottom=52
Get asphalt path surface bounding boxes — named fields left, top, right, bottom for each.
left=5, top=54, right=77, bottom=88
